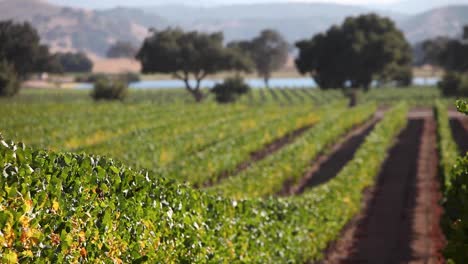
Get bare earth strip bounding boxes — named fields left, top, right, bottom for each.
left=283, top=117, right=377, bottom=196
left=320, top=109, right=444, bottom=264
left=202, top=124, right=314, bottom=187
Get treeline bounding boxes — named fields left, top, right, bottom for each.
left=419, top=26, right=468, bottom=97
left=0, top=20, right=94, bottom=97
left=136, top=28, right=289, bottom=102
left=1, top=13, right=467, bottom=102
left=136, top=14, right=413, bottom=103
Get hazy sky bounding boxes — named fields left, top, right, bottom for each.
left=47, top=0, right=468, bottom=13
left=48, top=0, right=401, bottom=9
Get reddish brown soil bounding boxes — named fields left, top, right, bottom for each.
left=283, top=118, right=377, bottom=196
left=321, top=111, right=445, bottom=264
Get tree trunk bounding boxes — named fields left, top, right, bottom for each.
left=264, top=76, right=270, bottom=88
left=363, top=81, right=371, bottom=92
left=348, top=88, right=358, bottom=107
left=194, top=78, right=205, bottom=102
left=193, top=90, right=204, bottom=102
left=183, top=79, right=204, bottom=103
left=176, top=72, right=207, bottom=103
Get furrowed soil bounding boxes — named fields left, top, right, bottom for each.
left=201, top=124, right=313, bottom=187
left=322, top=111, right=444, bottom=264
left=284, top=118, right=377, bottom=196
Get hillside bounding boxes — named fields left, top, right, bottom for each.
left=0, top=0, right=160, bottom=56
left=383, top=0, right=468, bottom=14
left=144, top=3, right=468, bottom=44
left=143, top=3, right=404, bottom=42
left=398, top=5, right=468, bottom=43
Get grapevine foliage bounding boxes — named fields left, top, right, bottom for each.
left=436, top=100, right=468, bottom=263
left=0, top=104, right=408, bottom=262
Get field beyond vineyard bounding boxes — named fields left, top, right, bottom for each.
left=1, top=87, right=467, bottom=262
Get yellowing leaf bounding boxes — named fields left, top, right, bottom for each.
left=79, top=231, right=86, bottom=243
left=52, top=199, right=59, bottom=213
left=19, top=215, right=30, bottom=229
left=2, top=250, right=18, bottom=264
left=21, top=250, right=34, bottom=258
left=343, top=197, right=351, bottom=204
left=24, top=199, right=33, bottom=213
left=3, top=223, right=15, bottom=247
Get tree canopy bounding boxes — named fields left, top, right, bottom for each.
left=54, top=52, right=93, bottom=73
left=136, top=28, right=252, bottom=101
left=423, top=35, right=468, bottom=73
left=420, top=37, right=451, bottom=66
left=295, top=14, right=413, bottom=90
left=0, top=61, right=19, bottom=97
left=0, top=20, right=56, bottom=78
left=251, top=30, right=289, bottom=87
left=228, top=30, right=289, bottom=88
left=423, top=25, right=468, bottom=97
left=107, top=41, right=138, bottom=59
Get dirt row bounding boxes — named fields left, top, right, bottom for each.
left=320, top=110, right=444, bottom=264
left=213, top=108, right=456, bottom=263
left=203, top=108, right=450, bottom=263
left=202, top=124, right=314, bottom=187
left=283, top=118, right=377, bottom=195
left=203, top=109, right=381, bottom=188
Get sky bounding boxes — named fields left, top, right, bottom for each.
left=48, top=0, right=401, bottom=9
left=46, top=0, right=468, bottom=13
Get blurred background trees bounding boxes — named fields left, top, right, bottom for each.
left=228, top=29, right=289, bottom=88
left=53, top=52, right=93, bottom=73
left=295, top=14, right=413, bottom=91
left=423, top=26, right=468, bottom=96
left=136, top=28, right=252, bottom=102
left=107, top=41, right=138, bottom=59
left=0, top=20, right=56, bottom=79
left=0, top=20, right=58, bottom=96
left=0, top=61, right=19, bottom=97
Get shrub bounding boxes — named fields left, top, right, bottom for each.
left=438, top=71, right=468, bottom=97
left=0, top=61, right=20, bottom=97
left=91, top=77, right=128, bottom=101
left=211, top=76, right=250, bottom=103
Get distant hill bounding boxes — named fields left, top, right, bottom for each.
left=143, top=3, right=405, bottom=42
left=0, top=0, right=467, bottom=58
left=0, top=0, right=162, bottom=56
left=398, top=5, right=468, bottom=43
left=96, top=7, right=166, bottom=29
left=143, top=3, right=468, bottom=44
left=382, top=0, right=468, bottom=14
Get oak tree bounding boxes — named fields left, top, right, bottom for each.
left=136, top=28, right=251, bottom=102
